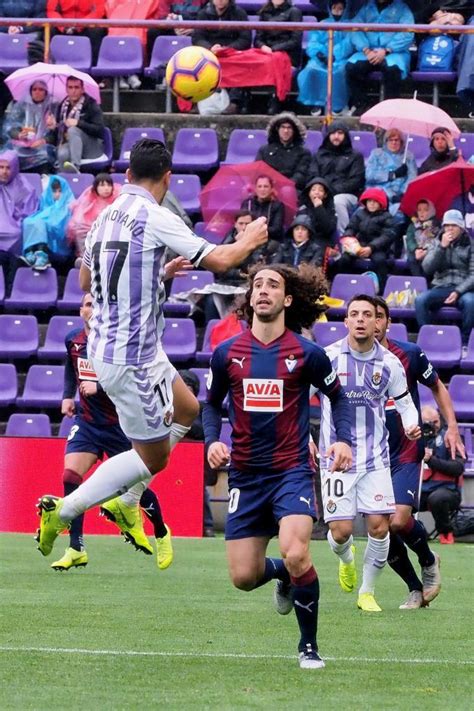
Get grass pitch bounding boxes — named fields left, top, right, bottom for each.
left=0, top=533, right=472, bottom=710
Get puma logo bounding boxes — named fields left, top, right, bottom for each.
left=232, top=357, right=246, bottom=369
left=294, top=600, right=314, bottom=612
left=299, top=496, right=311, bottom=508
left=407, top=489, right=415, bottom=498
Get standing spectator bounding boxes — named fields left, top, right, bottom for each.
left=193, top=0, right=251, bottom=115
left=254, top=0, right=302, bottom=115
left=297, top=177, right=337, bottom=252
left=256, top=112, right=311, bottom=192
left=406, top=199, right=441, bottom=277
left=0, top=149, right=38, bottom=253
left=415, top=209, right=474, bottom=346
left=418, top=127, right=460, bottom=175
left=47, top=0, right=106, bottom=65
left=346, top=0, right=414, bottom=114
left=45, top=76, right=105, bottom=173
left=308, top=120, right=365, bottom=233
left=241, top=175, right=285, bottom=247
left=297, top=0, right=353, bottom=117
left=272, top=213, right=325, bottom=267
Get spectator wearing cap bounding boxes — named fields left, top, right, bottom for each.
left=256, top=112, right=311, bottom=192
left=415, top=209, right=474, bottom=345
left=272, top=213, right=325, bottom=267
left=418, top=127, right=460, bottom=175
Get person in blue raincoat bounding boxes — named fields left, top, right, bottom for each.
left=297, top=0, right=353, bottom=116
left=346, top=0, right=414, bottom=113
left=22, top=174, right=74, bottom=270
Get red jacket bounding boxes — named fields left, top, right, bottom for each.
left=47, top=0, right=105, bottom=22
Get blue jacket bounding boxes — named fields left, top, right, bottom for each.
left=365, top=133, right=417, bottom=203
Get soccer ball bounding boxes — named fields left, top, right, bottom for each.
left=165, top=46, right=221, bottom=103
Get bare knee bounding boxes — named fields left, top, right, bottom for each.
left=329, top=521, right=353, bottom=543
left=390, top=514, right=410, bottom=534
left=229, top=569, right=260, bottom=591
left=282, top=543, right=310, bottom=578
left=368, top=518, right=389, bottom=539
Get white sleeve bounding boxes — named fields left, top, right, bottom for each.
left=82, top=229, right=93, bottom=269
left=151, top=205, right=216, bottom=267
left=388, top=356, right=419, bottom=429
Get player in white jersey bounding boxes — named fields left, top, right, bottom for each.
left=36, top=138, right=269, bottom=557
left=319, top=294, right=421, bottom=612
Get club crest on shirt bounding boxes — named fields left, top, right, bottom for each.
left=77, top=357, right=98, bottom=381
left=372, top=371, right=382, bottom=386
left=164, top=409, right=173, bottom=427
left=285, top=356, right=297, bottom=373
left=326, top=499, right=337, bottom=514
left=243, top=378, right=284, bottom=412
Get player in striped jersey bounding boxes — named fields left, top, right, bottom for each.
left=320, top=294, right=421, bottom=612
left=36, top=138, right=269, bottom=557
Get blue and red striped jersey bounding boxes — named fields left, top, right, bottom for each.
left=204, top=328, right=351, bottom=474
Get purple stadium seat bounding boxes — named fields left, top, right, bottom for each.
left=5, top=267, right=58, bottom=310
left=6, top=413, right=52, bottom=437
left=80, top=127, right=113, bottom=173
left=0, top=363, right=18, bottom=406
left=417, top=325, right=462, bottom=369
left=59, top=172, right=94, bottom=198
left=172, top=129, right=219, bottom=172
left=38, top=315, right=83, bottom=361
left=0, top=268, right=4, bottom=304
left=328, top=274, right=376, bottom=316
left=0, top=33, right=30, bottom=73
left=144, top=35, right=192, bottom=80
left=461, top=331, right=474, bottom=371
left=0, top=314, right=38, bottom=358
left=193, top=222, right=226, bottom=245
left=405, top=135, right=431, bottom=167
left=20, top=172, right=43, bottom=199
left=237, top=0, right=262, bottom=11
left=169, top=174, right=202, bottom=216
left=448, top=375, right=474, bottom=420
left=223, top=129, right=267, bottom=165
left=305, top=130, right=323, bottom=154
left=162, top=318, right=197, bottom=362
left=165, top=270, right=214, bottom=316
left=456, top=133, right=474, bottom=159
left=293, top=0, right=315, bottom=12
left=57, top=269, right=82, bottom=312
left=189, top=367, right=210, bottom=401
left=92, top=36, right=143, bottom=112
left=196, top=318, right=220, bottom=364
left=59, top=415, right=75, bottom=438
left=383, top=275, right=428, bottom=319
left=385, top=322, right=408, bottom=341
left=50, top=35, right=92, bottom=72
left=114, top=127, right=166, bottom=172
left=418, top=382, right=436, bottom=409
left=350, top=131, right=377, bottom=159
left=17, top=365, right=65, bottom=408
left=110, top=173, right=128, bottom=185
left=410, top=71, right=457, bottom=107
left=302, top=15, right=317, bottom=53
left=312, top=321, right=346, bottom=347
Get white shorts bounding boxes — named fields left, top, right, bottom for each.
left=92, top=351, right=177, bottom=443
left=321, top=468, right=395, bottom=522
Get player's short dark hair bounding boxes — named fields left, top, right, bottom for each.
left=240, top=262, right=329, bottom=333
left=129, top=138, right=172, bottom=182
left=373, top=296, right=390, bottom=320
left=346, top=293, right=378, bottom=315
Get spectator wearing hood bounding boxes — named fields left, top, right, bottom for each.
left=405, top=198, right=441, bottom=277
left=308, top=120, right=365, bottom=233
left=297, top=0, right=352, bottom=116
left=272, top=213, right=325, bottom=267
left=241, top=174, right=285, bottom=247
left=0, top=149, right=38, bottom=254
left=256, top=112, right=311, bottom=192
left=415, top=209, right=474, bottom=345
left=418, top=127, right=460, bottom=175
left=297, top=176, right=337, bottom=251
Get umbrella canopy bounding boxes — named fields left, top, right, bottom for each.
left=400, top=159, right=474, bottom=218
left=361, top=98, right=460, bottom=139
left=200, top=161, right=298, bottom=235
left=5, top=62, right=101, bottom=104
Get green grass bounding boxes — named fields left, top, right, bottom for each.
left=0, top=534, right=472, bottom=710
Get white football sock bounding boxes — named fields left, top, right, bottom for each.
left=327, top=530, right=354, bottom=564
left=60, top=450, right=151, bottom=521
left=359, top=533, right=390, bottom=595
left=170, top=422, right=191, bottom=449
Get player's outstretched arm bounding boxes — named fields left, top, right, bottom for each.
left=201, top=217, right=268, bottom=273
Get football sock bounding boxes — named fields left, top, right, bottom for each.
left=327, top=530, right=354, bottom=563
left=399, top=517, right=435, bottom=568
left=387, top=533, right=423, bottom=592
left=359, top=533, right=390, bottom=595
left=291, top=566, right=319, bottom=652
left=60, top=450, right=152, bottom=522
left=63, top=469, right=84, bottom=551
left=254, top=557, right=290, bottom=589
left=139, top=488, right=167, bottom=539
left=170, top=422, right=191, bottom=450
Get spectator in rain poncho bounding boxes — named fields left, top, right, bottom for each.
left=0, top=149, right=38, bottom=253
left=67, top=173, right=120, bottom=259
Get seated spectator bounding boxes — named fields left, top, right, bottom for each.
left=0, top=149, right=38, bottom=253
left=365, top=129, right=417, bottom=213
left=451, top=184, right=474, bottom=238
left=418, top=127, right=460, bottom=175
left=256, top=112, right=310, bottom=192
left=241, top=175, right=285, bottom=248
left=406, top=199, right=441, bottom=277
left=415, top=209, right=474, bottom=346
left=297, top=177, right=337, bottom=252
left=420, top=405, right=464, bottom=545
left=272, top=213, right=324, bottom=267
left=45, top=76, right=105, bottom=173
left=193, top=0, right=251, bottom=115
left=22, top=174, right=74, bottom=269
left=67, top=173, right=120, bottom=260
left=47, top=0, right=106, bottom=65
left=0, top=0, right=45, bottom=38
left=297, top=0, right=352, bottom=117
left=2, top=80, right=56, bottom=173
left=345, top=0, right=414, bottom=114
left=308, top=120, right=365, bottom=234
left=254, top=0, right=302, bottom=115
left=337, top=187, right=396, bottom=291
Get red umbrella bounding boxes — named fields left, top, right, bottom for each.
left=400, top=159, right=474, bottom=219
left=200, top=161, right=298, bottom=234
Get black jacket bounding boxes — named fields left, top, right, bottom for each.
left=345, top=206, right=397, bottom=254
left=309, top=121, right=365, bottom=197
left=47, top=94, right=104, bottom=144
left=272, top=237, right=324, bottom=268
left=254, top=1, right=302, bottom=67
left=193, top=1, right=251, bottom=50
left=297, top=176, right=337, bottom=247
left=418, top=147, right=459, bottom=175
left=256, top=112, right=311, bottom=191
left=240, top=195, right=285, bottom=243
left=217, top=229, right=265, bottom=285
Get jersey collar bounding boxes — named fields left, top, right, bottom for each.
left=120, top=183, right=158, bottom=205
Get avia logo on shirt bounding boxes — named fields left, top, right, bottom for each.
left=77, top=357, right=98, bottom=381
left=243, top=378, right=284, bottom=412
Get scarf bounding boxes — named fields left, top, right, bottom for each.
left=58, top=95, right=86, bottom=144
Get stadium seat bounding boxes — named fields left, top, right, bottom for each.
left=50, top=35, right=92, bottom=72
left=222, top=129, right=267, bottom=165
left=196, top=318, right=220, bottom=364
left=0, top=268, right=4, bottom=305
left=5, top=413, right=52, bottom=437
left=169, top=174, right=202, bottom=216
left=58, top=415, right=75, bottom=438
left=92, top=36, right=143, bottom=112
left=110, top=173, right=129, bottom=185
left=461, top=331, right=474, bottom=371
left=0, top=33, right=30, bottom=73
left=293, top=0, right=316, bottom=12
left=17, top=365, right=65, bottom=408
left=418, top=382, right=436, bottom=409
left=144, top=35, right=192, bottom=81
left=0, top=315, right=39, bottom=358
left=312, top=321, right=346, bottom=347
left=189, top=367, right=210, bottom=401
left=59, top=172, right=94, bottom=198
left=172, top=129, right=219, bottom=172
left=20, top=172, right=43, bottom=199
left=38, top=315, right=83, bottom=361
left=410, top=71, right=457, bottom=107
left=193, top=222, right=226, bottom=244
left=405, top=135, right=431, bottom=166
left=162, top=318, right=197, bottom=362
left=57, top=269, right=82, bottom=312
left=5, top=267, right=58, bottom=310
left=416, top=325, right=462, bottom=369
left=385, top=322, right=408, bottom=341
left=80, top=127, right=113, bottom=172
left=165, top=271, right=214, bottom=316
left=305, top=130, right=323, bottom=154
left=302, top=15, right=318, bottom=53
left=349, top=131, right=377, bottom=159
left=0, top=363, right=18, bottom=406
left=328, top=274, right=376, bottom=316
left=456, top=132, right=474, bottom=159
left=114, top=127, right=166, bottom=172
left=448, top=375, right=474, bottom=420
left=383, top=275, right=428, bottom=319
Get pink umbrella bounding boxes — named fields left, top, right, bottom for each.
left=5, top=62, right=101, bottom=104
left=361, top=98, right=460, bottom=139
